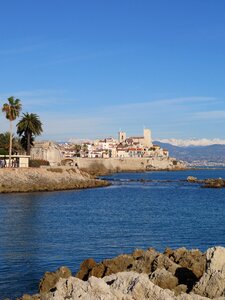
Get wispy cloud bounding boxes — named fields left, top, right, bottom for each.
left=193, top=110, right=225, bottom=120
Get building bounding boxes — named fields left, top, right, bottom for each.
left=118, top=128, right=153, bottom=148
left=30, top=141, right=62, bottom=166
left=0, top=155, right=30, bottom=168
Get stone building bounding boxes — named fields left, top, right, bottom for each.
left=30, top=141, right=62, bottom=166
left=118, top=128, right=153, bottom=148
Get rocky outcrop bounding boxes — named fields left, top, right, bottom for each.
left=193, top=247, right=225, bottom=298
left=0, top=167, right=109, bottom=193
left=17, top=247, right=225, bottom=300
left=187, top=176, right=225, bottom=188
left=75, top=247, right=205, bottom=292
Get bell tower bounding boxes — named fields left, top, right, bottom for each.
left=143, top=128, right=152, bottom=147
left=118, top=131, right=126, bottom=143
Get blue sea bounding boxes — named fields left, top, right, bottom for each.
left=0, top=169, right=225, bottom=299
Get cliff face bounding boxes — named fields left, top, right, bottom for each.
left=0, top=167, right=109, bottom=193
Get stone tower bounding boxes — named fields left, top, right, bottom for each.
left=143, top=128, right=152, bottom=147
left=118, top=131, right=126, bottom=143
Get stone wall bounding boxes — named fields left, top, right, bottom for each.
left=30, top=141, right=62, bottom=166
left=73, top=157, right=185, bottom=175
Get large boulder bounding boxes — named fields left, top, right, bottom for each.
left=193, top=247, right=225, bottom=298
left=39, top=266, right=72, bottom=294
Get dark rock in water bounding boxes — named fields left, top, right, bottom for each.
left=202, top=178, right=225, bottom=188
left=187, top=176, right=225, bottom=188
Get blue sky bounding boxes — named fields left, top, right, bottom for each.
left=0, top=0, right=225, bottom=141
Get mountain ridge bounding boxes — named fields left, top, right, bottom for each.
left=154, top=141, right=225, bottom=165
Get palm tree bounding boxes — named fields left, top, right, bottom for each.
left=17, top=113, right=43, bottom=155
left=2, top=97, right=22, bottom=167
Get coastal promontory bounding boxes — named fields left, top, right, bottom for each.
left=0, top=167, right=109, bottom=193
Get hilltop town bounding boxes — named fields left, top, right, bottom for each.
left=30, top=129, right=184, bottom=173
left=57, top=128, right=169, bottom=160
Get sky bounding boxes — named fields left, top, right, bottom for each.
left=0, top=0, right=225, bottom=141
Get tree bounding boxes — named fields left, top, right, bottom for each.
left=0, top=132, right=23, bottom=155
left=17, top=113, right=43, bottom=155
left=2, top=97, right=22, bottom=166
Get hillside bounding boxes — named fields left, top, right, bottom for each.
left=154, top=141, right=225, bottom=165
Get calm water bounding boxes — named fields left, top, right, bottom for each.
left=0, top=169, right=225, bottom=299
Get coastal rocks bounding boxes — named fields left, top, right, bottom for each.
left=202, top=178, right=225, bottom=188
left=193, top=247, right=225, bottom=298
left=39, top=266, right=72, bottom=294
left=16, top=246, right=225, bottom=300
left=75, top=247, right=205, bottom=293
left=30, top=272, right=216, bottom=300
left=164, top=247, right=206, bottom=279
left=186, top=176, right=225, bottom=188
left=0, top=167, right=109, bottom=193
left=187, top=176, right=198, bottom=183
left=75, top=248, right=160, bottom=280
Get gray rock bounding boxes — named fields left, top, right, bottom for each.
left=193, top=247, right=225, bottom=298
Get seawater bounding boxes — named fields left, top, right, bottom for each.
left=0, top=169, right=225, bottom=299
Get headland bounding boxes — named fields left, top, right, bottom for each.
left=0, top=167, right=109, bottom=193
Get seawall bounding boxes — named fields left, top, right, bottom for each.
left=0, top=167, right=109, bottom=193
left=74, top=157, right=185, bottom=175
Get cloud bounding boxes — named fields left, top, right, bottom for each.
left=192, top=110, right=225, bottom=120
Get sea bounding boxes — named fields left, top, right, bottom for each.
left=0, top=168, right=225, bottom=299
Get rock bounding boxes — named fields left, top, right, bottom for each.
left=202, top=178, right=225, bottom=188
left=151, top=253, right=179, bottom=275
left=164, top=247, right=206, bottom=279
left=19, top=247, right=225, bottom=300
left=149, top=268, right=178, bottom=290
left=0, top=167, right=109, bottom=193
left=76, top=258, right=97, bottom=280
left=193, top=247, right=225, bottom=298
left=41, top=272, right=177, bottom=299
left=75, top=248, right=159, bottom=280
left=187, top=176, right=198, bottom=183
left=39, top=266, right=72, bottom=294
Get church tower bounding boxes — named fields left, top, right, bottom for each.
left=118, top=131, right=126, bottom=143
left=143, top=128, right=152, bottom=147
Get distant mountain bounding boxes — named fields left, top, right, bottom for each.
left=154, top=141, right=225, bottom=164
left=158, top=138, right=225, bottom=147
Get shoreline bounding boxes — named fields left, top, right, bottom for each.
left=17, top=246, right=225, bottom=300
left=0, top=167, right=109, bottom=193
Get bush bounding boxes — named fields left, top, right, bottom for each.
left=29, top=159, right=50, bottom=168
left=0, top=148, right=8, bottom=155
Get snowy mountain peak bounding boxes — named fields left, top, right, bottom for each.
left=157, top=138, right=225, bottom=147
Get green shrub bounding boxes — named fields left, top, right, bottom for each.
left=29, top=159, right=50, bottom=168
left=0, top=148, right=8, bottom=155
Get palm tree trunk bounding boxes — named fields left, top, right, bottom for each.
left=27, top=132, right=31, bottom=155
left=9, top=120, right=13, bottom=167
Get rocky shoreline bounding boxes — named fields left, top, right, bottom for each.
left=16, top=246, right=225, bottom=300
left=0, top=167, right=109, bottom=193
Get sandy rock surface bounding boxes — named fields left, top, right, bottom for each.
left=0, top=167, right=109, bottom=193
